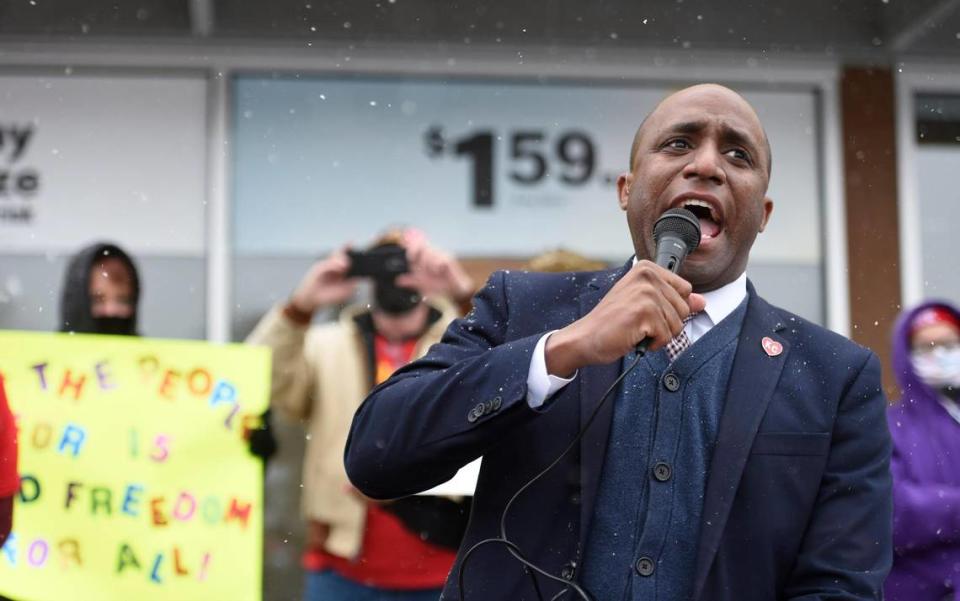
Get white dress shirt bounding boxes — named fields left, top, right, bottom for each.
left=526, top=271, right=748, bottom=408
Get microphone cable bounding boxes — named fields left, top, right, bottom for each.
left=456, top=350, right=648, bottom=601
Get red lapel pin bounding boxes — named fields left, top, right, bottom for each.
left=761, top=336, right=783, bottom=357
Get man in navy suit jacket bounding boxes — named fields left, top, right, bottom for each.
left=345, top=84, right=892, bottom=600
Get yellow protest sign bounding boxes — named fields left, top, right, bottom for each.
left=0, top=330, right=270, bottom=601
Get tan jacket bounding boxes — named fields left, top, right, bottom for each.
left=246, top=300, right=457, bottom=558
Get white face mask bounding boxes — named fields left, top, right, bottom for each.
left=912, top=346, right=960, bottom=388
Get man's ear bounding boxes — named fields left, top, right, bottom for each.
left=617, top=173, right=633, bottom=211
left=758, top=197, right=774, bottom=232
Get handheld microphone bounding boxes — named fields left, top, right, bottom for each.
left=636, top=207, right=702, bottom=354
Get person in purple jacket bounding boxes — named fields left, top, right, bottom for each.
left=887, top=300, right=960, bottom=601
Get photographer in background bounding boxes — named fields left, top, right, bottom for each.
left=247, top=229, right=475, bottom=601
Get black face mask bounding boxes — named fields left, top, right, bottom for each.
left=91, top=316, right=137, bottom=336
left=374, top=279, right=421, bottom=315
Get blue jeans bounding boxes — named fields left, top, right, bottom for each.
left=304, top=569, right=443, bottom=601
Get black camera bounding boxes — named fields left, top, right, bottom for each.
left=345, top=246, right=409, bottom=279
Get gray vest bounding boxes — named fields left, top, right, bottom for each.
left=581, top=299, right=748, bottom=600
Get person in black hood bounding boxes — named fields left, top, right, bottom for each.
left=59, top=242, right=140, bottom=336
left=56, top=241, right=277, bottom=460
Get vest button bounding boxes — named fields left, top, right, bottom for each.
left=663, top=372, right=681, bottom=392
left=636, top=556, right=656, bottom=577
left=652, top=462, right=672, bottom=482
left=560, top=560, right=577, bottom=580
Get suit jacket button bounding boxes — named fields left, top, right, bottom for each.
left=467, top=403, right=484, bottom=423
left=560, top=560, right=577, bottom=580
left=636, top=556, right=655, bottom=577
left=652, top=462, right=672, bottom=482
left=492, top=396, right=502, bottom=410
left=663, top=373, right=681, bottom=392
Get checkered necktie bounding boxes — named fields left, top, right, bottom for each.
left=666, top=312, right=700, bottom=362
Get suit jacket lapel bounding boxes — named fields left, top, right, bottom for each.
left=693, top=287, right=789, bottom=600
left=576, top=262, right=631, bottom=554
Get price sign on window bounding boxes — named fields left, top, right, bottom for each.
left=233, top=77, right=819, bottom=261
left=424, top=127, right=605, bottom=208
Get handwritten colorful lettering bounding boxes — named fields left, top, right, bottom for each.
left=0, top=331, right=270, bottom=601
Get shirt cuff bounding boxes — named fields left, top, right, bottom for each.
left=526, top=331, right=577, bottom=409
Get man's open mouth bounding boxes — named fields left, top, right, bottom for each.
left=680, top=199, right=722, bottom=241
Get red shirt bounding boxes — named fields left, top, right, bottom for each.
left=302, top=334, right=457, bottom=589
left=0, top=374, right=19, bottom=498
